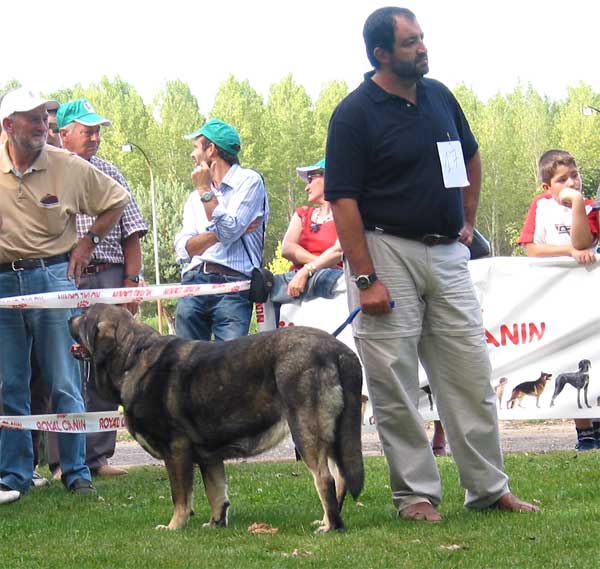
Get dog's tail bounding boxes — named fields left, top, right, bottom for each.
left=334, top=350, right=364, bottom=499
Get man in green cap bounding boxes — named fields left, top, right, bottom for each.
left=174, top=118, right=269, bottom=341
left=55, top=98, right=148, bottom=478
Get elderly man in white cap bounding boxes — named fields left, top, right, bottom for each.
left=0, top=87, right=129, bottom=504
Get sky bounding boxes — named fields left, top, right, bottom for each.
left=3, top=0, right=599, bottom=113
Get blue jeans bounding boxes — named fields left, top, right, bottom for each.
left=0, top=262, right=91, bottom=492
left=175, top=268, right=252, bottom=342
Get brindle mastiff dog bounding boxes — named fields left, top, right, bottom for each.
left=69, top=303, right=364, bottom=532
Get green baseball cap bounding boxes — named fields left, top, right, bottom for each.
left=184, top=118, right=241, bottom=155
left=296, top=158, right=326, bottom=182
left=56, top=99, right=112, bottom=129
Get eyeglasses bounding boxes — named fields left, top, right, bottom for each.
left=306, top=172, right=324, bottom=184
left=310, top=223, right=321, bottom=233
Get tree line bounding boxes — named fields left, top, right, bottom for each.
left=2, top=76, right=599, bottom=284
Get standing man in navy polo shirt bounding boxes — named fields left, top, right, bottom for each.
left=325, top=7, right=538, bottom=522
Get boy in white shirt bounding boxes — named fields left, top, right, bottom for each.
left=518, top=149, right=598, bottom=450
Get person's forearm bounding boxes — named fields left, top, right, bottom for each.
left=524, top=243, right=575, bottom=257
left=90, top=206, right=126, bottom=240
left=185, top=232, right=219, bottom=257
left=569, top=202, right=594, bottom=249
left=463, top=150, right=482, bottom=227
left=281, top=242, right=318, bottom=266
left=122, top=233, right=143, bottom=277
left=330, top=198, right=374, bottom=275
left=310, top=243, right=343, bottom=270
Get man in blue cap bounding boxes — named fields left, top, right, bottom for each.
left=174, top=118, right=269, bottom=341
left=56, top=98, right=147, bottom=478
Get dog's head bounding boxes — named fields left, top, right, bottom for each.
left=69, top=304, right=134, bottom=364
left=540, top=372, right=552, bottom=381
left=578, top=359, right=592, bottom=372
left=69, top=303, right=139, bottom=403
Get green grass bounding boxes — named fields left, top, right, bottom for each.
left=2, top=453, right=600, bottom=568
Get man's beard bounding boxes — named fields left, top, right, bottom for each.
left=391, top=57, right=429, bottom=81
left=15, top=131, right=47, bottom=153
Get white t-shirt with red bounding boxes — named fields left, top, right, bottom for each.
left=518, top=193, right=598, bottom=246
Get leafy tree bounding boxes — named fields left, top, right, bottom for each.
left=312, top=80, right=348, bottom=154
left=554, top=82, right=600, bottom=197
left=261, top=74, right=314, bottom=261
left=148, top=80, right=203, bottom=186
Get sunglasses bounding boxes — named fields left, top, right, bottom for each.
left=310, top=223, right=321, bottom=233
left=306, top=172, right=324, bottom=184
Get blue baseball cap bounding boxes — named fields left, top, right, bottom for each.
left=184, top=118, right=241, bottom=155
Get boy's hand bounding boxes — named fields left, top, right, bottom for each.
left=570, top=247, right=597, bottom=265
left=558, top=188, right=584, bottom=208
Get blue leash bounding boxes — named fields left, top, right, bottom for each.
left=332, top=301, right=395, bottom=337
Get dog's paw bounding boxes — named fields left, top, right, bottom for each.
left=155, top=524, right=174, bottom=531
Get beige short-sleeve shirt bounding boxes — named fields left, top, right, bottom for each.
left=0, top=144, right=130, bottom=262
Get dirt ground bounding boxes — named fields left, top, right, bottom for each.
left=110, top=420, right=578, bottom=468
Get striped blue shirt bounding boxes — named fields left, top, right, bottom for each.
left=174, top=164, right=269, bottom=277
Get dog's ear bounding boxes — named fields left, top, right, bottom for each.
left=91, top=319, right=118, bottom=367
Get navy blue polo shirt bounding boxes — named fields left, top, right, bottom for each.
left=325, top=75, right=478, bottom=237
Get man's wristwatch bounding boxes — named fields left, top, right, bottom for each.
left=85, top=231, right=101, bottom=246
left=200, top=190, right=215, bottom=203
left=354, top=273, right=378, bottom=290
left=124, top=274, right=141, bottom=284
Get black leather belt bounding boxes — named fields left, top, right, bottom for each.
left=0, top=253, right=70, bottom=273
left=82, top=263, right=122, bottom=275
left=200, top=262, right=245, bottom=278
left=367, top=227, right=458, bottom=246
left=417, top=234, right=458, bottom=246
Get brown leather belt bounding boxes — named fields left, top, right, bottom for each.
left=82, top=263, right=122, bottom=276
left=0, top=253, right=70, bottom=273
left=200, top=262, right=245, bottom=277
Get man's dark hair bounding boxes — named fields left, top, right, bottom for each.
left=363, top=7, right=416, bottom=68
left=538, top=149, right=577, bottom=184
left=201, top=136, right=240, bottom=166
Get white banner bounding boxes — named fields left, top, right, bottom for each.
left=258, top=256, right=600, bottom=421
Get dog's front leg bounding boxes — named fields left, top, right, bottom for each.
left=156, top=444, right=195, bottom=531
left=584, top=384, right=591, bottom=408
left=199, top=461, right=230, bottom=528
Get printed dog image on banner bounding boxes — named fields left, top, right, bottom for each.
left=262, top=256, right=600, bottom=421
left=69, top=304, right=364, bottom=532
left=506, top=372, right=553, bottom=409
left=550, top=360, right=592, bottom=409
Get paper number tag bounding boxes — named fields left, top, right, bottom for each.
left=436, top=141, right=469, bottom=188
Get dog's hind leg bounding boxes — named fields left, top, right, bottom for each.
left=304, top=449, right=344, bottom=533
left=199, top=461, right=230, bottom=528
left=157, top=441, right=195, bottom=530
left=550, top=381, right=565, bottom=407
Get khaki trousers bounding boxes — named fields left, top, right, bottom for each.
left=348, top=233, right=509, bottom=510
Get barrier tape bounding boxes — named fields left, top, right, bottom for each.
left=0, top=411, right=126, bottom=433
left=0, top=280, right=250, bottom=309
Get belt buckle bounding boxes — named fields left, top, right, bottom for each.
left=11, top=259, right=24, bottom=271
left=201, top=262, right=210, bottom=275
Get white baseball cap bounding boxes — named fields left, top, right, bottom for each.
left=0, top=87, right=59, bottom=122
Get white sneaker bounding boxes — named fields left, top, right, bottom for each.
left=32, top=471, right=50, bottom=488
left=0, top=485, right=21, bottom=505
